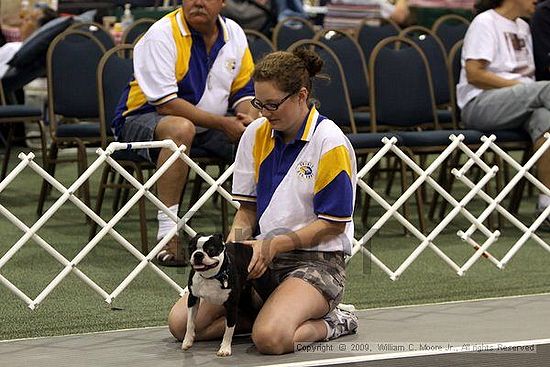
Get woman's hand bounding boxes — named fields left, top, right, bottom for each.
left=242, top=239, right=277, bottom=279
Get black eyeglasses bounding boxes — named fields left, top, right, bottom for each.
left=250, top=93, right=294, bottom=111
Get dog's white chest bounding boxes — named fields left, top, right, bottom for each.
left=191, top=273, right=231, bottom=305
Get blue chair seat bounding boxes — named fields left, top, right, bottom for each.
left=56, top=123, right=101, bottom=138
left=0, top=105, right=42, bottom=119
left=488, top=129, right=531, bottom=143
left=110, top=148, right=149, bottom=162
left=398, top=129, right=484, bottom=147
left=347, top=132, right=402, bottom=149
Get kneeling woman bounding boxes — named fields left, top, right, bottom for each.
left=168, top=48, right=358, bottom=354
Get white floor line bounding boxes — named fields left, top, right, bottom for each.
left=263, top=338, right=550, bottom=367
left=365, top=291, right=550, bottom=311
left=2, top=292, right=549, bottom=344
left=0, top=325, right=166, bottom=343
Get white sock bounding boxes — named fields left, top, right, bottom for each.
left=323, top=319, right=333, bottom=341
left=157, top=204, right=179, bottom=241
left=538, top=194, right=550, bottom=210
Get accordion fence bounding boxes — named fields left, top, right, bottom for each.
left=0, top=134, right=549, bottom=310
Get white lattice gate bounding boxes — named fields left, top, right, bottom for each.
left=1, top=134, right=549, bottom=309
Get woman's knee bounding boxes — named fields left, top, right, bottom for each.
left=168, top=297, right=188, bottom=341
left=252, top=322, right=293, bottom=355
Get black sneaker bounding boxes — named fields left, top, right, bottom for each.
left=323, top=304, right=358, bottom=341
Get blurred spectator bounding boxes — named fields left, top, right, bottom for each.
left=221, top=0, right=277, bottom=34
left=20, top=4, right=58, bottom=40
left=531, top=0, right=550, bottom=81
left=389, top=0, right=410, bottom=25
left=0, top=5, right=57, bottom=78
left=324, top=0, right=410, bottom=29
left=221, top=0, right=309, bottom=35
left=275, top=0, right=308, bottom=21
left=457, top=0, right=550, bottom=228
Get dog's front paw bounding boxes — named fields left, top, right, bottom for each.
left=181, top=336, right=194, bottom=351
left=216, top=344, right=232, bottom=357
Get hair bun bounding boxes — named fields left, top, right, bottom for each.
left=292, top=47, right=323, bottom=78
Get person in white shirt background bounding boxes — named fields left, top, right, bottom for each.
left=457, top=0, right=550, bottom=228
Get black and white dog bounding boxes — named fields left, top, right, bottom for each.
left=182, top=234, right=267, bottom=356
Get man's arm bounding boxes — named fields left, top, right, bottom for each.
left=156, top=98, right=246, bottom=141
left=234, top=98, right=261, bottom=126
left=465, top=59, right=521, bottom=90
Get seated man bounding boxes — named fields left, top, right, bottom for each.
left=112, top=0, right=259, bottom=265
left=457, top=0, right=550, bottom=228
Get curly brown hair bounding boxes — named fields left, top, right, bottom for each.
left=252, top=48, right=324, bottom=96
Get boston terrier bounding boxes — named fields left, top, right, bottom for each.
left=181, top=234, right=270, bottom=357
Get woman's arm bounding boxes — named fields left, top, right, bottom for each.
left=465, top=59, right=521, bottom=89
left=226, top=201, right=257, bottom=243
left=245, top=218, right=346, bottom=279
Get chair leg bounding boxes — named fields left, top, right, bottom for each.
left=135, top=166, right=148, bottom=254
left=419, top=155, right=428, bottom=202
left=400, top=152, right=426, bottom=234
left=385, top=157, right=399, bottom=196
left=428, top=156, right=448, bottom=221
left=186, top=164, right=206, bottom=227
left=437, top=151, right=462, bottom=221
left=494, top=154, right=505, bottom=229
left=411, top=161, right=426, bottom=234
left=508, top=148, right=530, bottom=215
left=400, top=159, right=409, bottom=235
left=430, top=151, right=461, bottom=221
left=1, top=123, right=15, bottom=180
left=361, top=155, right=377, bottom=226
left=118, top=166, right=135, bottom=212
left=76, top=141, right=90, bottom=222
left=89, top=165, right=110, bottom=241
left=112, top=172, right=124, bottom=213
left=37, top=142, right=58, bottom=217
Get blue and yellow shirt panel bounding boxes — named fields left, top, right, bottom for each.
left=111, top=8, right=255, bottom=136
left=232, top=107, right=357, bottom=254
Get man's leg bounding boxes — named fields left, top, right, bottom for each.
left=154, top=116, right=195, bottom=265
left=154, top=116, right=195, bottom=206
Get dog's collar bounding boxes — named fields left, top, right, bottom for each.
left=204, top=256, right=230, bottom=289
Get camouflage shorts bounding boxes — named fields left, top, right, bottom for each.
left=266, top=250, right=346, bottom=311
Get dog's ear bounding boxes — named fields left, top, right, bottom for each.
left=189, top=233, right=202, bottom=252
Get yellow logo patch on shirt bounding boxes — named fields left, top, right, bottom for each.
left=297, top=161, right=314, bottom=180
